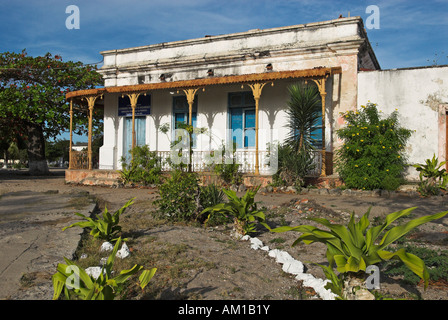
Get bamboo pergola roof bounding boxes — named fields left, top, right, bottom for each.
left=66, top=66, right=342, bottom=99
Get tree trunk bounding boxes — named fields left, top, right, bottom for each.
left=26, top=123, right=49, bottom=175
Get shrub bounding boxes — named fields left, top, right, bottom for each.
left=213, top=142, right=242, bottom=185
left=202, top=186, right=265, bottom=237
left=153, top=170, right=200, bottom=221
left=272, top=143, right=315, bottom=189
left=198, top=184, right=230, bottom=226
left=62, top=198, right=134, bottom=242
left=413, top=154, right=448, bottom=196
left=336, top=102, right=412, bottom=190
left=120, top=145, right=163, bottom=186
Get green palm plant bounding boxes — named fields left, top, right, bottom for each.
left=265, top=207, right=448, bottom=298
left=52, top=237, right=157, bottom=300
left=285, top=82, right=322, bottom=153
left=202, top=187, right=265, bottom=237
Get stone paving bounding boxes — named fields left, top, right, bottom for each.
left=0, top=189, right=96, bottom=300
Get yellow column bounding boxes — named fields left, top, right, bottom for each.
left=69, top=99, right=73, bottom=170
left=182, top=88, right=201, bottom=125
left=246, top=82, right=273, bottom=175
left=312, top=77, right=327, bottom=177
left=83, top=95, right=102, bottom=170
left=124, top=92, right=148, bottom=163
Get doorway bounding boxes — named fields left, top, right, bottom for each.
left=123, top=116, right=146, bottom=163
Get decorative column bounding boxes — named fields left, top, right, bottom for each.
left=83, top=94, right=103, bottom=170
left=311, top=77, right=327, bottom=177
left=123, top=92, right=147, bottom=162
left=245, top=82, right=273, bottom=175
left=182, top=88, right=202, bottom=125
left=180, top=88, right=203, bottom=172
left=69, top=99, right=73, bottom=170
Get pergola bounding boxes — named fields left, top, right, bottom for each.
left=66, top=66, right=342, bottom=176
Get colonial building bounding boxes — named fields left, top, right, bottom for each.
left=65, top=16, right=448, bottom=185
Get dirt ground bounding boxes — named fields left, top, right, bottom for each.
left=1, top=168, right=448, bottom=300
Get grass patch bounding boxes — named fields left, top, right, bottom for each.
left=381, top=244, right=448, bottom=286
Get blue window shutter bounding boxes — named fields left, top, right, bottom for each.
left=245, top=109, right=255, bottom=128
left=192, top=112, right=197, bottom=148
left=136, top=117, right=146, bottom=146
left=311, top=113, right=323, bottom=149
left=231, top=107, right=243, bottom=149
left=124, top=118, right=132, bottom=162
left=174, top=113, right=185, bottom=129
left=244, top=109, right=255, bottom=148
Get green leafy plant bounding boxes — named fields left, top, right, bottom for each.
left=52, top=237, right=156, bottom=300
left=202, top=186, right=265, bottom=236
left=213, top=142, right=242, bottom=185
left=272, top=143, right=315, bottom=189
left=413, top=154, right=448, bottom=195
left=63, top=198, right=134, bottom=242
left=265, top=207, right=448, bottom=298
left=120, top=145, right=163, bottom=186
left=198, top=184, right=230, bottom=226
left=153, top=170, right=200, bottom=221
left=336, top=102, right=412, bottom=190
left=171, top=122, right=207, bottom=172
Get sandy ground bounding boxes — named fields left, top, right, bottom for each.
left=1, top=168, right=448, bottom=300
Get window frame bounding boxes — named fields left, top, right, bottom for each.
left=228, top=92, right=256, bottom=150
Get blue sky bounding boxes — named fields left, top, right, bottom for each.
left=2, top=0, right=447, bottom=70
left=1, top=0, right=447, bottom=142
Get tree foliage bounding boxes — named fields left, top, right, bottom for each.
left=0, top=50, right=104, bottom=173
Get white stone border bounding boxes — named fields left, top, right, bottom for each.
left=241, top=235, right=337, bottom=300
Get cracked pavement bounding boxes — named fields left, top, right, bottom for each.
left=0, top=190, right=96, bottom=300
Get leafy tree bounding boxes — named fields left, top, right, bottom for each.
left=45, top=139, right=70, bottom=164
left=0, top=50, right=103, bottom=174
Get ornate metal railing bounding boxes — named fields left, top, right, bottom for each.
left=69, top=148, right=332, bottom=176
left=155, top=150, right=332, bottom=176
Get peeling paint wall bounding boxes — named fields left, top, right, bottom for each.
left=358, top=65, right=448, bottom=180
left=98, top=17, right=379, bottom=170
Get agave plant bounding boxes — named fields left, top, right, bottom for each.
left=63, top=198, right=134, bottom=242
left=52, top=237, right=157, bottom=300
left=265, top=207, right=448, bottom=299
left=202, top=186, right=265, bottom=237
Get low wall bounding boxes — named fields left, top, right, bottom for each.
left=65, top=169, right=273, bottom=188
left=65, top=169, right=122, bottom=186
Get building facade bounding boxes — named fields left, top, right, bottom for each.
left=66, top=16, right=447, bottom=184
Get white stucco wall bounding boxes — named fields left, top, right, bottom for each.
left=357, top=65, right=448, bottom=180
left=97, top=17, right=379, bottom=170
